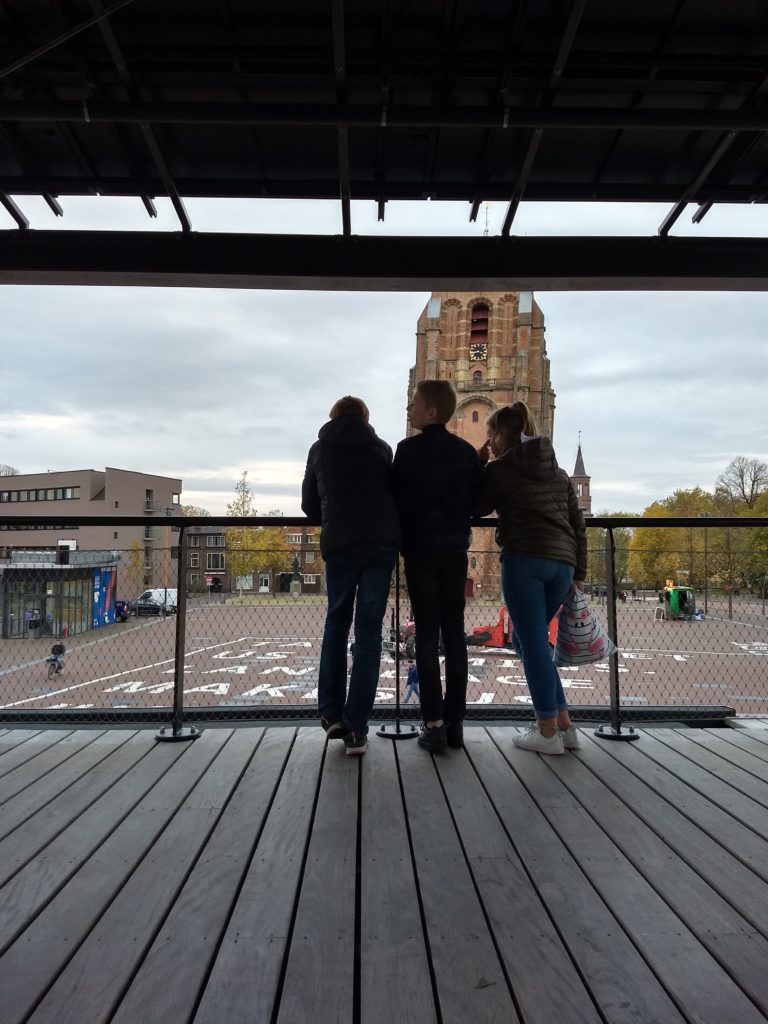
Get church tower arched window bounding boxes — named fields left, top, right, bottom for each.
left=473, top=370, right=483, bottom=385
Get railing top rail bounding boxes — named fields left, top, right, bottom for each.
left=0, top=514, right=766, bottom=529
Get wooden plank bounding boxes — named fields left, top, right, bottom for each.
left=359, top=736, right=437, bottom=1024
left=276, top=733, right=358, bottom=1024
left=0, top=730, right=222, bottom=973
left=396, top=735, right=519, bottom=1024
left=585, top=728, right=768, bottom=886
left=0, top=730, right=104, bottom=805
left=572, top=730, right=768, bottom=936
left=0, top=730, right=137, bottom=841
left=437, top=731, right=601, bottom=1024
left=0, top=730, right=71, bottom=779
left=30, top=729, right=263, bottom=1024
left=634, top=729, right=768, bottom=835
left=682, top=728, right=768, bottom=777
left=710, top=728, right=768, bottom=764
left=0, top=730, right=160, bottom=890
left=543, top=732, right=768, bottom=1015
left=0, top=730, right=41, bottom=757
left=194, top=729, right=326, bottom=1024
left=464, top=730, right=687, bottom=1024
left=490, top=728, right=767, bottom=1024
left=651, top=730, right=768, bottom=807
left=111, top=729, right=292, bottom=1024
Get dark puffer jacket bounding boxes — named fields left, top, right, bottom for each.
left=301, top=414, right=401, bottom=558
left=392, top=424, right=481, bottom=551
left=473, top=437, right=587, bottom=579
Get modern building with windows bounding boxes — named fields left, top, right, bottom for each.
left=0, top=467, right=182, bottom=600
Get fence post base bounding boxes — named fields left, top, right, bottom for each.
left=377, top=721, right=419, bottom=740
left=594, top=724, right=639, bottom=742
left=156, top=725, right=201, bottom=743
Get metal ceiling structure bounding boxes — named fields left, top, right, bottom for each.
left=1, top=0, right=767, bottom=289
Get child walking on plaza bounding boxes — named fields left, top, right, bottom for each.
left=403, top=659, right=420, bottom=704
left=392, top=380, right=481, bottom=752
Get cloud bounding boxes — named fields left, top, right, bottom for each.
left=2, top=198, right=767, bottom=517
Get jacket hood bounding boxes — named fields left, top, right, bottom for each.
left=500, top=436, right=560, bottom=480
left=318, top=413, right=379, bottom=447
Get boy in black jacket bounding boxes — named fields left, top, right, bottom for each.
left=392, top=380, right=481, bottom=752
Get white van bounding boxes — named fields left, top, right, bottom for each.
left=134, top=588, right=178, bottom=615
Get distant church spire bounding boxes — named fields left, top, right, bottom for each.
left=570, top=432, right=592, bottom=516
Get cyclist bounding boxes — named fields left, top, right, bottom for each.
left=49, top=640, right=66, bottom=674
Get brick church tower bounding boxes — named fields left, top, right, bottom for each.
left=408, top=291, right=556, bottom=445
left=408, top=291, right=557, bottom=597
left=571, top=437, right=593, bottom=516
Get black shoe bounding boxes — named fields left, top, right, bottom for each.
left=343, top=731, right=368, bottom=756
left=418, top=723, right=448, bottom=753
left=446, top=721, right=464, bottom=749
left=321, top=715, right=346, bottom=739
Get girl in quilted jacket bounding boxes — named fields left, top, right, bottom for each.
left=473, top=401, right=587, bottom=754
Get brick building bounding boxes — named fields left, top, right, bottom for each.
left=185, top=525, right=322, bottom=595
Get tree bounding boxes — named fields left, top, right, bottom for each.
left=227, top=469, right=256, bottom=517
left=122, top=540, right=145, bottom=597
left=0, top=464, right=19, bottom=476
left=585, top=511, right=634, bottom=586
left=180, top=504, right=211, bottom=517
left=716, top=456, right=768, bottom=510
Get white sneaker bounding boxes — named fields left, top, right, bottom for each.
left=560, top=725, right=582, bottom=750
left=513, top=726, right=565, bottom=755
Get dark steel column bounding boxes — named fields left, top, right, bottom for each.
left=157, top=525, right=200, bottom=742
left=595, top=527, right=638, bottom=742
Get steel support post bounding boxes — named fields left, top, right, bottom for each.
left=595, top=527, right=638, bottom=743
left=157, top=525, right=200, bottom=742
left=378, top=559, right=418, bottom=740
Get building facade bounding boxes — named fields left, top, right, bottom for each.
left=185, top=525, right=322, bottom=595
left=0, top=468, right=182, bottom=599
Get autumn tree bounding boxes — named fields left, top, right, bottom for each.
left=180, top=504, right=211, bottom=517
left=122, top=539, right=146, bottom=598
left=225, top=472, right=291, bottom=593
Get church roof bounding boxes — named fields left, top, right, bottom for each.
left=573, top=444, right=587, bottom=478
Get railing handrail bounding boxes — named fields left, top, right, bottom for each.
left=1, top=514, right=765, bottom=529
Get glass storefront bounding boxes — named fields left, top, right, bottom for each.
left=3, top=572, right=93, bottom=638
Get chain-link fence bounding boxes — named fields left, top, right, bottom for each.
left=1, top=516, right=767, bottom=728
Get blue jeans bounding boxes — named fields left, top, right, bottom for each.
left=501, top=554, right=574, bottom=719
left=318, top=542, right=397, bottom=734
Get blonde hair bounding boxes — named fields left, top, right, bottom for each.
left=415, top=379, right=457, bottom=423
left=329, top=395, right=369, bottom=421
left=486, top=401, right=538, bottom=442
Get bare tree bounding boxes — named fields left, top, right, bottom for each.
left=716, top=457, right=768, bottom=509
left=180, top=504, right=211, bottom=517
left=0, top=464, right=19, bottom=476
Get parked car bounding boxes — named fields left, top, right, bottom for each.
left=132, top=588, right=178, bottom=616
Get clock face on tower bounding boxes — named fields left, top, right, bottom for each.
left=469, top=343, right=488, bottom=361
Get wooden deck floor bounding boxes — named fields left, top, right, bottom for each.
left=1, top=722, right=768, bottom=1024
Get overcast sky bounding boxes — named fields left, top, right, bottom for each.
left=1, top=195, right=767, bottom=516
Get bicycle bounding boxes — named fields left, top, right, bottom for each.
left=46, top=656, right=64, bottom=679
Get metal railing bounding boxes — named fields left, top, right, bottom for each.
left=1, top=514, right=767, bottom=738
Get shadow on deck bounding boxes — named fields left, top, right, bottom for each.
left=1, top=722, right=768, bottom=1024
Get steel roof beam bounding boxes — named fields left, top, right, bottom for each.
left=2, top=231, right=768, bottom=291
left=6, top=100, right=767, bottom=132
left=501, top=0, right=586, bottom=235
left=89, top=0, right=190, bottom=232
left=0, top=192, right=28, bottom=228
left=331, top=0, right=351, bottom=236
left=0, top=0, right=135, bottom=81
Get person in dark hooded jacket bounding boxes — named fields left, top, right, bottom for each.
left=473, top=401, right=587, bottom=755
left=302, top=395, right=400, bottom=756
